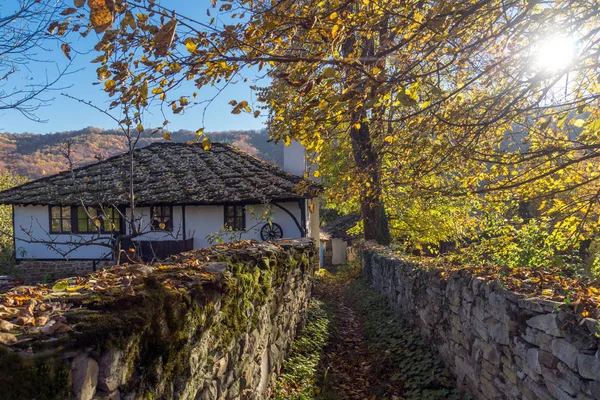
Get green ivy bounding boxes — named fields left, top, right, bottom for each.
left=348, top=279, right=461, bottom=400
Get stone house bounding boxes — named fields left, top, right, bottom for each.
left=0, top=142, right=320, bottom=281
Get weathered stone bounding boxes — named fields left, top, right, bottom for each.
left=205, top=262, right=228, bottom=274
left=480, top=376, right=502, bottom=399
left=503, top=363, right=518, bottom=385
left=489, top=292, right=507, bottom=312
left=552, top=338, right=579, bottom=371
left=531, top=351, right=556, bottom=372
left=72, top=354, right=99, bottom=400
left=489, top=322, right=510, bottom=345
left=522, top=327, right=554, bottom=351
left=526, top=314, right=564, bottom=337
left=523, top=376, right=555, bottom=400
left=577, top=353, right=600, bottom=381
left=545, top=380, right=577, bottom=400
left=583, top=380, right=600, bottom=400
left=97, top=350, right=124, bottom=393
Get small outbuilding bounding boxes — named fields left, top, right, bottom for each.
left=320, top=212, right=362, bottom=268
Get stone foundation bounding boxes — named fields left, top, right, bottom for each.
left=16, top=259, right=114, bottom=283
left=362, top=244, right=600, bottom=400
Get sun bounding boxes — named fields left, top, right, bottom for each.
left=533, top=35, right=577, bottom=72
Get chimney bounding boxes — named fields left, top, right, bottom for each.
left=283, top=140, right=306, bottom=177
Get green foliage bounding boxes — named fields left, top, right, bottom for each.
left=0, top=172, right=26, bottom=273
left=272, top=299, right=332, bottom=400
left=457, top=213, right=581, bottom=271
left=348, top=279, right=460, bottom=400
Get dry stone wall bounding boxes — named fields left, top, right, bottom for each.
left=0, top=239, right=316, bottom=400
left=361, top=244, right=600, bottom=400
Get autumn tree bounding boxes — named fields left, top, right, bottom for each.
left=57, top=0, right=600, bottom=246
left=0, top=172, right=26, bottom=269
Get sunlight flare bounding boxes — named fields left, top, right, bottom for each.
left=533, top=35, right=577, bottom=72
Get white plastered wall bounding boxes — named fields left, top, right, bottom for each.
left=13, top=205, right=113, bottom=260
left=331, top=238, right=348, bottom=265
left=185, top=202, right=304, bottom=249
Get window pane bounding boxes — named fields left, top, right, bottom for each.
left=78, top=218, right=88, bottom=232
left=51, top=219, right=61, bottom=232
left=226, top=206, right=234, bottom=218
left=162, top=206, right=170, bottom=217
left=236, top=216, right=244, bottom=230
left=62, top=218, right=71, bottom=232
left=78, top=207, right=87, bottom=219
left=62, top=206, right=71, bottom=219
left=51, top=207, right=61, bottom=219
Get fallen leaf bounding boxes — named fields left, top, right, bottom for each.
left=0, top=332, right=17, bottom=345
left=0, top=320, right=16, bottom=332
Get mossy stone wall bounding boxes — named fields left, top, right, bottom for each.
left=0, top=239, right=316, bottom=400
left=362, top=243, right=600, bottom=400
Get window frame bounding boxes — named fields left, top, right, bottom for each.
left=49, top=206, right=72, bottom=234
left=150, top=205, right=174, bottom=232
left=49, top=206, right=122, bottom=235
left=224, top=205, right=246, bottom=231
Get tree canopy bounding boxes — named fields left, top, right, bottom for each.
left=52, top=0, right=600, bottom=254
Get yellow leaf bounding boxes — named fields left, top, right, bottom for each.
left=201, top=137, right=211, bottom=151
left=136, top=123, right=144, bottom=133
left=163, top=132, right=171, bottom=140
left=573, top=119, right=586, bottom=128
left=90, top=5, right=114, bottom=34
left=184, top=38, right=197, bottom=53
left=332, top=24, right=339, bottom=37
left=104, top=80, right=116, bottom=91
left=329, top=12, right=338, bottom=20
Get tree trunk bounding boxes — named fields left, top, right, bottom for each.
left=349, top=113, right=391, bottom=245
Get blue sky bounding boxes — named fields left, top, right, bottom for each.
left=1, top=0, right=266, bottom=134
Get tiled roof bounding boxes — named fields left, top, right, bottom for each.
left=321, top=212, right=362, bottom=241
left=0, top=142, right=319, bottom=206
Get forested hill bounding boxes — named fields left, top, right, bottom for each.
left=0, top=127, right=283, bottom=179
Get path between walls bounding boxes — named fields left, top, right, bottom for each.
left=274, top=264, right=461, bottom=400
left=313, top=271, right=405, bottom=400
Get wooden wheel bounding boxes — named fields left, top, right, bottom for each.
left=260, top=222, right=283, bottom=240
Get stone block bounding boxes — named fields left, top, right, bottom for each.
left=577, top=353, right=600, bottom=381
left=523, top=327, right=554, bottom=351
left=552, top=338, right=579, bottom=371
left=526, top=314, right=564, bottom=337
left=72, top=354, right=99, bottom=400
left=489, top=322, right=510, bottom=346
left=545, top=380, right=577, bottom=400
left=97, top=350, right=125, bottom=393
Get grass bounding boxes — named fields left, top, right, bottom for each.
left=272, top=298, right=333, bottom=400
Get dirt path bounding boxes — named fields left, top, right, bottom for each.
left=313, top=275, right=404, bottom=400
